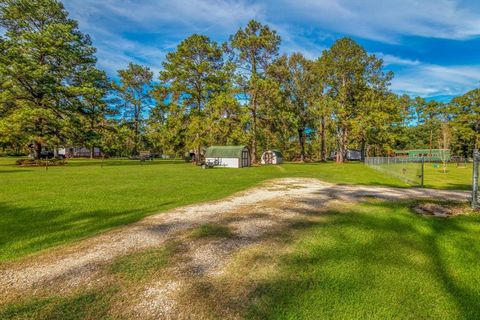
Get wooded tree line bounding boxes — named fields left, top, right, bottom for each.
left=1, top=0, right=479, bottom=162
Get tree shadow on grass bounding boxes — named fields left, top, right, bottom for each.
left=431, top=182, right=473, bottom=191
left=0, top=201, right=173, bottom=262
left=0, top=286, right=116, bottom=320
left=0, top=170, right=33, bottom=174
left=65, top=159, right=184, bottom=168
left=239, top=200, right=480, bottom=319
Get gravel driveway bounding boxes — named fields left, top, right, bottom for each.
left=0, top=178, right=469, bottom=318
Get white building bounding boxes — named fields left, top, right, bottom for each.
left=59, top=147, right=101, bottom=158
left=204, top=145, right=250, bottom=168
left=261, top=150, right=284, bottom=164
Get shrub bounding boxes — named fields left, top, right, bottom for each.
left=16, top=159, right=66, bottom=167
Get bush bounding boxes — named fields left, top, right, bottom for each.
left=16, top=159, right=66, bottom=167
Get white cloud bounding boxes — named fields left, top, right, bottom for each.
left=58, top=0, right=480, bottom=97
left=281, top=0, right=480, bottom=43
left=66, top=0, right=263, bottom=35
left=391, top=63, right=480, bottom=97
left=374, top=53, right=420, bottom=66
left=63, top=0, right=264, bottom=75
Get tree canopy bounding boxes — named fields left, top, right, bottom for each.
left=0, top=1, right=478, bottom=163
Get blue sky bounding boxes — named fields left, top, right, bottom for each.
left=63, top=0, right=480, bottom=100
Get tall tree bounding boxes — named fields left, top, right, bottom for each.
left=230, top=20, right=280, bottom=163
left=269, top=53, right=315, bottom=161
left=74, top=69, right=110, bottom=158
left=311, top=59, right=331, bottom=161
left=0, top=0, right=102, bottom=159
left=320, top=38, right=392, bottom=162
left=414, top=97, right=443, bottom=160
left=112, top=63, right=153, bottom=156
left=160, top=34, right=226, bottom=164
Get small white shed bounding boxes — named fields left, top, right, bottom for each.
left=261, top=150, right=284, bottom=164
left=204, top=146, right=250, bottom=168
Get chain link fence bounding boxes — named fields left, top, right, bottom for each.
left=365, top=157, right=424, bottom=186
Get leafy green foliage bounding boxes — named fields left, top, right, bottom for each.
left=0, top=0, right=105, bottom=158
left=111, top=63, right=154, bottom=156
left=159, top=34, right=227, bottom=162
left=230, top=20, right=281, bottom=162
left=450, top=88, right=480, bottom=155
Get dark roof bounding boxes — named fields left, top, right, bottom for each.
left=205, top=146, right=248, bottom=158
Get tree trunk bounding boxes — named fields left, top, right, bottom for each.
left=360, top=139, right=366, bottom=162
left=429, top=129, right=433, bottom=162
left=196, top=132, right=201, bottom=165
left=133, top=118, right=139, bottom=156
left=250, top=56, right=258, bottom=165
left=320, top=116, right=326, bottom=161
left=90, top=147, right=94, bottom=159
left=336, top=126, right=348, bottom=163
left=34, top=141, right=42, bottom=160
left=251, top=103, right=257, bottom=164
left=336, top=128, right=343, bottom=163
left=298, top=128, right=305, bottom=162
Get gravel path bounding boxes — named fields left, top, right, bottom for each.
left=0, top=178, right=469, bottom=315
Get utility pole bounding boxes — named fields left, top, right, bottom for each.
left=473, top=149, right=479, bottom=210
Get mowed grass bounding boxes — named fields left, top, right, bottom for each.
left=370, top=161, right=473, bottom=189
left=424, top=162, right=473, bottom=189
left=0, top=157, right=472, bottom=262
left=3, top=199, right=480, bottom=319
left=248, top=200, right=480, bottom=319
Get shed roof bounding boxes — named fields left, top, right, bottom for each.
left=265, top=149, right=283, bottom=158
left=205, top=145, right=248, bottom=158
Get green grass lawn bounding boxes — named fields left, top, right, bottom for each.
left=248, top=200, right=480, bottom=319
left=0, top=157, right=473, bottom=262
left=368, top=161, right=473, bottom=189
left=2, top=199, right=480, bottom=319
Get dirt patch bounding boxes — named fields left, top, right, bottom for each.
left=413, top=202, right=473, bottom=217
left=413, top=203, right=452, bottom=217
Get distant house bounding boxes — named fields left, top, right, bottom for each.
left=59, top=147, right=101, bottom=158
left=204, top=146, right=250, bottom=168
left=261, top=150, right=283, bottom=164
left=328, top=150, right=362, bottom=161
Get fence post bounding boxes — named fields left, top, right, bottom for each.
left=473, top=149, right=479, bottom=210
left=420, top=157, right=425, bottom=188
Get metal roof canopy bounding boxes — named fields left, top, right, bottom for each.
left=205, top=145, right=249, bottom=158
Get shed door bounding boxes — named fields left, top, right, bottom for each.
left=265, top=152, right=273, bottom=164
left=241, top=150, right=250, bottom=167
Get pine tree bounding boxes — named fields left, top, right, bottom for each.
left=160, top=34, right=226, bottom=164
left=0, top=0, right=103, bottom=158
left=112, top=63, right=154, bottom=156
left=230, top=20, right=280, bottom=163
